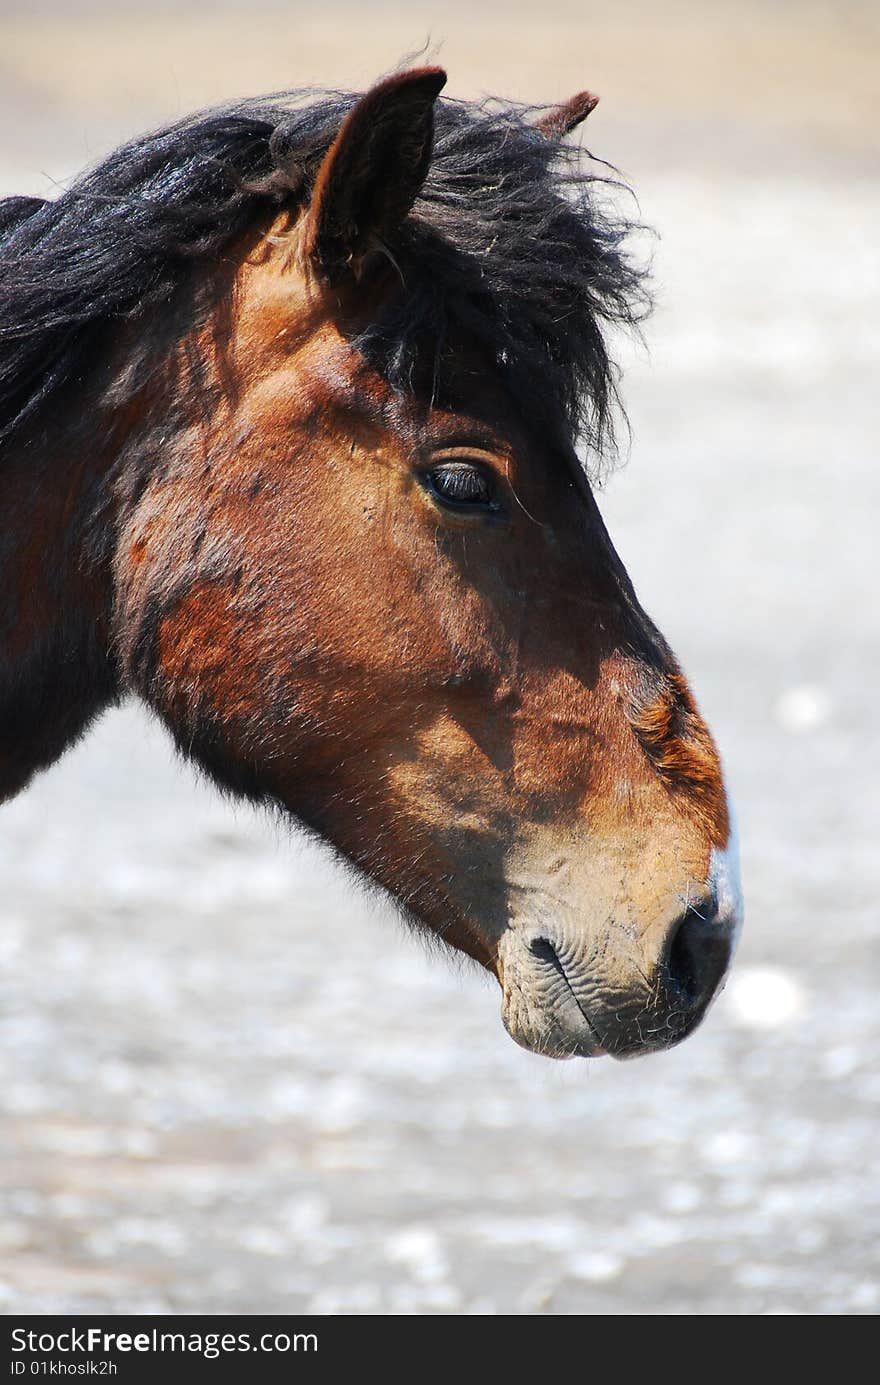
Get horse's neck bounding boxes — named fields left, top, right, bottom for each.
left=0, top=424, right=119, bottom=803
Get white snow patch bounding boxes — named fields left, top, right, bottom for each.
left=726, top=965, right=807, bottom=1030
left=774, top=685, right=833, bottom=734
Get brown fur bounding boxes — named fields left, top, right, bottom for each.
left=537, top=91, right=600, bottom=139
left=629, top=669, right=730, bottom=845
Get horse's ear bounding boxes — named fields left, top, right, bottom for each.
left=301, top=67, right=447, bottom=279
left=536, top=91, right=599, bottom=139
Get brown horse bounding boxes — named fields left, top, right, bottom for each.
left=0, top=68, right=741, bottom=1061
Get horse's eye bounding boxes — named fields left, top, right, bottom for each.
left=424, top=462, right=496, bottom=511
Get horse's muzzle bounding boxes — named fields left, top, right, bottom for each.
left=497, top=892, right=738, bottom=1060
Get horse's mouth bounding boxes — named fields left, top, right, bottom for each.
left=498, top=933, right=612, bottom=1060
left=501, top=936, right=611, bottom=1060
left=503, top=1001, right=610, bottom=1061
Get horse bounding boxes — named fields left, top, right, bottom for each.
left=0, top=67, right=742, bottom=1061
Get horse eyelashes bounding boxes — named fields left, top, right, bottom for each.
left=427, top=463, right=494, bottom=508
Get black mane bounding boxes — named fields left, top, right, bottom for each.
left=0, top=87, right=649, bottom=461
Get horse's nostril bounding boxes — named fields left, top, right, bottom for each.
left=529, top=936, right=566, bottom=978
left=665, top=902, right=731, bottom=1009
left=530, top=936, right=558, bottom=963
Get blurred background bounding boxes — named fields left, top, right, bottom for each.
left=1, top=0, right=877, bottom=1315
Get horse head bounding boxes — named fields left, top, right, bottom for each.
left=0, top=69, right=742, bottom=1059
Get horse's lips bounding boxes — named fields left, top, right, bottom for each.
left=501, top=992, right=611, bottom=1060
left=497, top=955, right=612, bottom=1060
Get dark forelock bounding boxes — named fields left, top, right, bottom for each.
left=0, top=85, right=650, bottom=465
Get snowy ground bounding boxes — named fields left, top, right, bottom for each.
left=1, top=0, right=877, bottom=1315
